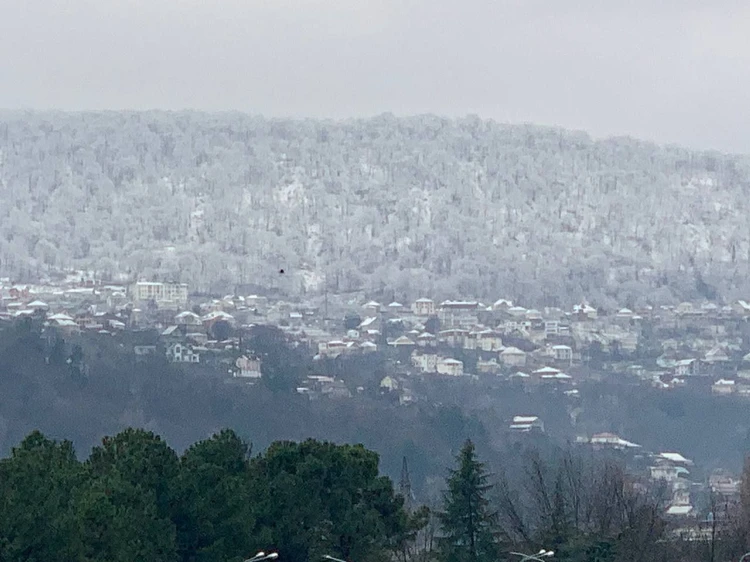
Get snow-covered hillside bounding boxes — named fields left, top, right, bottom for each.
left=1, top=111, right=750, bottom=308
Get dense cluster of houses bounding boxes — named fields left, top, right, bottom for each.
left=2, top=274, right=750, bottom=522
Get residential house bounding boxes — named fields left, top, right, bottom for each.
left=319, top=340, right=348, bottom=357
left=379, top=376, right=399, bottom=392
left=201, top=310, right=236, bottom=331
left=362, top=301, right=381, bottom=317
left=572, top=303, right=598, bottom=320
left=476, top=358, right=500, bottom=374
left=321, top=379, right=352, bottom=399
left=649, top=464, right=684, bottom=484
left=552, top=344, right=573, bottom=365
left=133, top=345, right=157, bottom=362
left=48, top=313, right=80, bottom=333
left=541, top=372, right=573, bottom=384
left=507, top=306, right=528, bottom=318
left=500, top=346, right=527, bottom=367
left=161, top=325, right=184, bottom=344
left=437, top=358, right=464, bottom=376
left=492, top=299, right=514, bottom=312
left=358, top=316, right=380, bottom=332
left=509, top=416, right=545, bottom=433
left=476, top=329, right=503, bottom=352
left=167, top=342, right=200, bottom=363
left=712, top=379, right=736, bottom=395
left=587, top=433, right=641, bottom=450
left=412, top=298, right=436, bottom=316
left=416, top=332, right=437, bottom=348
left=438, top=328, right=469, bottom=348
left=704, top=346, right=730, bottom=364
left=411, top=351, right=438, bottom=373
left=544, top=320, right=560, bottom=337
left=175, top=310, right=201, bottom=326
left=387, top=302, right=405, bottom=314
left=674, top=359, right=698, bottom=377
left=391, top=335, right=416, bottom=348
left=27, top=300, right=50, bottom=312
left=235, top=355, right=262, bottom=378
left=438, top=300, right=480, bottom=328
left=615, top=308, right=634, bottom=325
left=709, top=470, right=741, bottom=497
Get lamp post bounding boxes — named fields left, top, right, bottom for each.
left=323, top=555, right=347, bottom=562
left=244, top=552, right=279, bottom=562
left=739, top=552, right=750, bottom=562
left=510, top=549, right=555, bottom=562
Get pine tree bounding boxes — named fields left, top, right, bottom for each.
left=438, top=440, right=501, bottom=562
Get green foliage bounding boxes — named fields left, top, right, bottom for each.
left=173, top=430, right=257, bottom=562
left=0, top=429, right=412, bottom=562
left=424, top=316, right=440, bottom=335
left=438, top=440, right=502, bottom=562
left=245, top=325, right=307, bottom=392
left=253, top=439, right=409, bottom=562
left=344, top=313, right=362, bottom=331
left=0, top=431, right=84, bottom=562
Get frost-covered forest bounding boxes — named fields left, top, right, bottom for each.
left=2, top=110, right=750, bottom=308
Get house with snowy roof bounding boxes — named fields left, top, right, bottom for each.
left=509, top=415, right=544, bottom=433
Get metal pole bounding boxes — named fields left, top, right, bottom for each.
left=739, top=553, right=750, bottom=562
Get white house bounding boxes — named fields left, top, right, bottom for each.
left=509, top=416, right=545, bottom=433
left=412, top=351, right=438, bottom=373
left=235, top=355, right=262, bottom=378
left=500, top=346, right=527, bottom=367
left=437, top=358, right=464, bottom=376
left=319, top=340, right=348, bottom=357
left=391, top=335, right=416, bottom=347
left=167, top=342, right=200, bottom=364
left=477, top=329, right=503, bottom=352
left=417, top=332, right=437, bottom=348
left=712, top=379, right=736, bottom=395
left=175, top=310, right=202, bottom=326
left=552, top=344, right=573, bottom=364
left=588, top=432, right=641, bottom=450
left=362, top=300, right=381, bottom=317
left=412, top=298, right=436, bottom=316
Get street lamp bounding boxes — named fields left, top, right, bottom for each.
left=510, top=549, right=555, bottom=562
left=244, top=552, right=279, bottom=562
left=323, top=555, right=347, bottom=562
left=739, top=553, right=750, bottom=562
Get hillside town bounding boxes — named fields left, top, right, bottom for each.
left=1, top=272, right=749, bottom=533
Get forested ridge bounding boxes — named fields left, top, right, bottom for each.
left=2, top=111, right=750, bottom=306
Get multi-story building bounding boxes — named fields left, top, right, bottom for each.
left=130, top=281, right=188, bottom=309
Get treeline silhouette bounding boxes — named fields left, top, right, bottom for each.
left=0, top=428, right=419, bottom=562
left=3, top=429, right=750, bottom=562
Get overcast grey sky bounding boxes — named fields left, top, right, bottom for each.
left=1, top=0, right=749, bottom=152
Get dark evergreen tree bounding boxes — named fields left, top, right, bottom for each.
left=0, top=432, right=84, bottom=562
left=438, top=440, right=502, bottom=562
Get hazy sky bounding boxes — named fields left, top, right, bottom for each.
left=1, top=0, right=750, bottom=152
